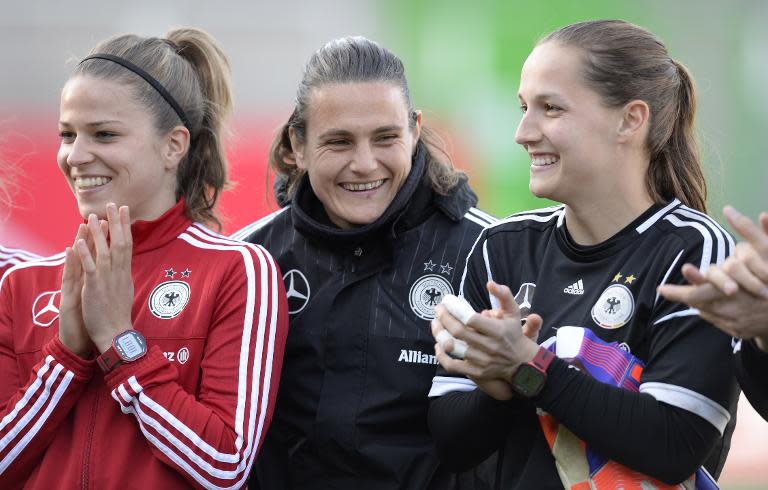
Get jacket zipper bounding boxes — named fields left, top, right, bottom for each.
left=81, top=389, right=100, bottom=490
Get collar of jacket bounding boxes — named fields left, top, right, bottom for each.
left=129, top=198, right=193, bottom=254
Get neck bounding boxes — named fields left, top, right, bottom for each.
left=564, top=149, right=654, bottom=245
left=564, top=192, right=654, bottom=246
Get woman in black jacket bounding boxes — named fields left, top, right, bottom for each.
left=233, top=36, right=495, bottom=489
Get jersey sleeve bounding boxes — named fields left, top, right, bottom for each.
left=641, top=242, right=738, bottom=436
left=104, top=243, right=289, bottom=490
left=734, top=339, right=768, bottom=421
left=0, top=272, right=96, bottom=484
left=429, top=229, right=493, bottom=398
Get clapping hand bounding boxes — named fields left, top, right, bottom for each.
left=432, top=281, right=542, bottom=400
left=659, top=206, right=768, bottom=351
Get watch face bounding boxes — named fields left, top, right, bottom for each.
left=115, top=331, right=147, bottom=361
left=512, top=364, right=546, bottom=398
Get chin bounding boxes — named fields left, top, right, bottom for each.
left=528, top=183, right=549, bottom=200
left=76, top=202, right=107, bottom=220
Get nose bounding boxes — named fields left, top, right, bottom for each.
left=348, top=143, right=377, bottom=174
left=65, top=136, right=94, bottom=167
left=515, top=111, right=541, bottom=148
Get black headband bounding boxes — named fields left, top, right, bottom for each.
left=80, top=53, right=191, bottom=130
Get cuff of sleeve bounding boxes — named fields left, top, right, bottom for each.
left=44, top=336, right=96, bottom=378
left=104, top=345, right=177, bottom=391
left=534, top=356, right=577, bottom=407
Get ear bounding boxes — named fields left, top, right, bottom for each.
left=617, top=100, right=650, bottom=144
left=164, top=126, right=191, bottom=171
left=412, top=110, right=422, bottom=151
left=288, top=126, right=306, bottom=170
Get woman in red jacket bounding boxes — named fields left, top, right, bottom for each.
left=0, top=28, right=288, bottom=489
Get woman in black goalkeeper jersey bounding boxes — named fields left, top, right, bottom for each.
left=428, top=20, right=739, bottom=489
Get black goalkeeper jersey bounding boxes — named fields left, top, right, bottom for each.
left=429, top=200, right=740, bottom=489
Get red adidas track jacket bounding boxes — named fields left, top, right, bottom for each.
left=0, top=201, right=288, bottom=489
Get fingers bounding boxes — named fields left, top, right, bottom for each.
left=75, top=238, right=97, bottom=274
left=434, top=305, right=495, bottom=352
left=680, top=263, right=707, bottom=285
left=62, top=246, right=78, bottom=285
left=721, top=251, right=768, bottom=299
left=86, top=213, right=110, bottom=270
left=704, top=264, right=739, bottom=296
left=724, top=206, right=768, bottom=258
left=657, top=282, right=722, bottom=306
left=522, top=313, right=542, bottom=341
left=434, top=342, right=473, bottom=376
left=120, top=206, right=133, bottom=249
left=487, top=281, right=521, bottom=316
left=760, top=212, right=768, bottom=236
left=107, top=203, right=132, bottom=269
left=67, top=225, right=88, bottom=279
left=734, top=242, right=768, bottom=287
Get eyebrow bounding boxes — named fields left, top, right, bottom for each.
left=518, top=92, right=561, bottom=102
left=317, top=125, right=405, bottom=139
left=58, top=120, right=123, bottom=128
left=373, top=125, right=404, bottom=134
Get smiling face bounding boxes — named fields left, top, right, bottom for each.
left=515, top=42, right=625, bottom=206
left=57, top=75, right=179, bottom=221
left=290, top=81, right=421, bottom=229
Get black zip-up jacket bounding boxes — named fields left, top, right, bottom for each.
left=232, top=145, right=496, bottom=489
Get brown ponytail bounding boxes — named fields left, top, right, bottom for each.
left=646, top=61, right=706, bottom=212
left=543, top=20, right=707, bottom=212
left=73, top=27, right=233, bottom=228
left=167, top=28, right=233, bottom=229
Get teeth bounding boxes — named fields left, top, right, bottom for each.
left=531, top=156, right=560, bottom=166
left=341, top=179, right=385, bottom=191
left=75, top=176, right=112, bottom=189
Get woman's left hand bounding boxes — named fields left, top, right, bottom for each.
left=75, top=203, right=135, bottom=353
left=432, top=281, right=541, bottom=399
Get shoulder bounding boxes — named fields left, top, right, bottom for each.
left=647, top=200, right=734, bottom=268
left=0, top=244, right=42, bottom=272
left=485, top=204, right=565, bottom=238
left=461, top=207, right=498, bottom=231
left=229, top=206, right=291, bottom=242
left=0, top=251, right=65, bottom=294
left=182, top=223, right=280, bottom=272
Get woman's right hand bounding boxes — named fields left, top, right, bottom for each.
left=58, top=223, right=93, bottom=358
left=658, top=206, right=768, bottom=351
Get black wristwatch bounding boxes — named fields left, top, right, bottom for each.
left=510, top=346, right=555, bottom=398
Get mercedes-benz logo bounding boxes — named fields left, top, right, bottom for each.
left=283, top=269, right=310, bottom=315
left=514, top=282, right=536, bottom=318
left=32, top=290, right=61, bottom=327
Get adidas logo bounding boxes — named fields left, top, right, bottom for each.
left=564, top=279, right=584, bottom=295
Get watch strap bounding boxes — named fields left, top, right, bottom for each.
left=531, top=346, right=555, bottom=372
left=96, top=330, right=147, bottom=373
left=97, top=345, right=123, bottom=372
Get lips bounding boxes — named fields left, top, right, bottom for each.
left=339, top=179, right=386, bottom=191
left=530, top=155, right=560, bottom=166
left=74, top=176, right=112, bottom=190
